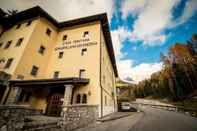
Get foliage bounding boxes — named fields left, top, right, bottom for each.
left=134, top=34, right=197, bottom=101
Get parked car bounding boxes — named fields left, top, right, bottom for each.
left=121, top=102, right=137, bottom=112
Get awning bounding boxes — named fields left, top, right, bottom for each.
left=9, top=77, right=89, bottom=87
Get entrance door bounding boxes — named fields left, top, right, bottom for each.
left=46, top=93, right=64, bottom=116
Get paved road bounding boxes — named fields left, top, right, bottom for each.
left=76, top=107, right=197, bottom=131
left=131, top=106, right=197, bottom=131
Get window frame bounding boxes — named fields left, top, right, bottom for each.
left=79, top=69, right=86, bottom=78
left=53, top=71, right=59, bottom=79
left=38, top=45, right=46, bottom=55
left=16, top=24, right=21, bottom=29
left=4, top=41, right=12, bottom=49
left=83, top=31, right=89, bottom=37
left=62, top=35, right=67, bottom=41
left=15, top=38, right=24, bottom=47
left=26, top=21, right=32, bottom=26
left=46, top=28, right=52, bottom=36
left=58, top=51, right=64, bottom=59
left=0, top=58, right=5, bottom=63
left=82, top=94, right=87, bottom=104
left=76, top=94, right=81, bottom=104
left=24, top=92, right=31, bottom=102
left=81, top=48, right=87, bottom=56
left=16, top=74, right=24, bottom=80
left=4, top=58, right=13, bottom=69
left=30, top=65, right=39, bottom=76
left=18, top=90, right=25, bottom=102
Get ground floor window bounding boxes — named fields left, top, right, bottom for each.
left=76, top=94, right=81, bottom=103
left=82, top=94, right=87, bottom=104
left=18, top=90, right=25, bottom=102
left=18, top=90, right=31, bottom=102
left=76, top=93, right=87, bottom=104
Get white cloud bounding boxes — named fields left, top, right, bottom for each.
left=116, top=59, right=134, bottom=79
left=111, top=27, right=133, bottom=59
left=114, top=0, right=196, bottom=82
left=121, top=0, right=147, bottom=19
left=121, top=0, right=181, bottom=46
left=129, top=62, right=163, bottom=83
left=170, top=0, right=197, bottom=27
left=116, top=58, right=163, bottom=83
left=111, top=27, right=163, bottom=83
left=0, top=0, right=115, bottom=22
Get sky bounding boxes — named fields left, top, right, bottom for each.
left=0, top=0, right=197, bottom=83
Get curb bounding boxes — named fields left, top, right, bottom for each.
left=97, top=112, right=138, bottom=122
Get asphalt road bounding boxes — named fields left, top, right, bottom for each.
left=76, top=107, right=197, bottom=131
left=131, top=106, right=197, bottom=131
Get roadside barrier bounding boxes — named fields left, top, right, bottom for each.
left=130, top=102, right=197, bottom=117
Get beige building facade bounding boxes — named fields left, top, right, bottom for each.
left=0, top=6, right=118, bottom=117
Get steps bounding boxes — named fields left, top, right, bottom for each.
left=23, top=115, right=61, bottom=131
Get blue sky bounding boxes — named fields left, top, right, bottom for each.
left=0, top=0, right=197, bottom=83
left=110, top=0, right=197, bottom=83
left=111, top=0, right=197, bottom=66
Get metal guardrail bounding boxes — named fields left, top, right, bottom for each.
left=130, top=102, right=197, bottom=117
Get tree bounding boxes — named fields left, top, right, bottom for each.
left=133, top=34, right=197, bottom=101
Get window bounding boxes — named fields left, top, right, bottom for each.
left=0, top=43, right=2, bottom=47
left=18, top=90, right=25, bottom=102
left=62, top=35, right=67, bottom=40
left=76, top=94, right=81, bottom=104
left=53, top=71, right=59, bottom=79
left=16, top=75, right=24, bottom=80
left=0, top=58, right=5, bottom=63
left=58, top=52, right=64, bottom=58
left=15, top=38, right=23, bottom=47
left=82, top=94, right=87, bottom=104
left=103, top=75, right=106, bottom=83
left=38, top=45, right=46, bottom=55
left=16, top=24, right=21, bottom=29
left=24, top=92, right=31, bottom=102
left=26, top=21, right=32, bottom=26
left=79, top=69, right=85, bottom=78
left=83, top=31, right=89, bottom=37
left=105, top=95, right=107, bottom=106
left=46, top=28, right=51, bottom=36
left=4, top=58, right=13, bottom=69
left=18, top=90, right=31, bottom=102
left=81, top=48, right=87, bottom=56
left=4, top=41, right=12, bottom=49
left=30, top=65, right=39, bottom=76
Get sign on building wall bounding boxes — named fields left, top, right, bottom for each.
left=55, top=38, right=97, bottom=51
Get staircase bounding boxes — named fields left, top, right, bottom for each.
left=23, top=115, right=61, bottom=131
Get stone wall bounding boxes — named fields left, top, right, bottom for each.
left=60, top=104, right=99, bottom=131
left=0, top=105, right=42, bottom=131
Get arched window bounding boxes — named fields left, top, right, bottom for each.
left=82, top=94, right=87, bottom=104
left=76, top=94, right=81, bottom=104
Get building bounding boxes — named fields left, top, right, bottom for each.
left=116, top=78, right=135, bottom=110
left=0, top=6, right=118, bottom=118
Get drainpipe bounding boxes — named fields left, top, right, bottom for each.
left=100, top=25, right=103, bottom=117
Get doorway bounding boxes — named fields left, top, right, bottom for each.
left=46, top=93, right=64, bottom=116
